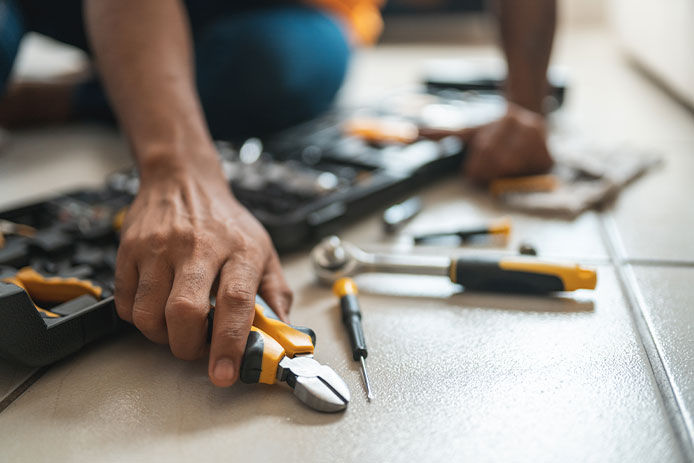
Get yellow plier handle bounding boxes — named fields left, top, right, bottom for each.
left=207, top=297, right=315, bottom=385
left=1, top=267, right=103, bottom=318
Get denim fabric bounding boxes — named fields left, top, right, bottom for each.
left=0, top=0, right=23, bottom=95
left=0, top=1, right=350, bottom=138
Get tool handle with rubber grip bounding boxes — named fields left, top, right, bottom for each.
left=333, top=278, right=368, bottom=361
left=340, top=295, right=368, bottom=360
left=450, top=257, right=597, bottom=293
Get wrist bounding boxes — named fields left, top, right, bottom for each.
left=137, top=142, right=225, bottom=187
left=505, top=75, right=549, bottom=115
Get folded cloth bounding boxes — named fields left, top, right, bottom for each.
left=496, top=135, right=662, bottom=217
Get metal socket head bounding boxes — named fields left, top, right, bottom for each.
left=311, top=236, right=363, bottom=285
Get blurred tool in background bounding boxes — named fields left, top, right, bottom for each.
left=413, top=216, right=511, bottom=245
left=383, top=196, right=422, bottom=234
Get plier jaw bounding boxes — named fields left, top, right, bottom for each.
left=278, top=355, right=351, bottom=413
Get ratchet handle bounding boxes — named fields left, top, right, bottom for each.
left=450, top=257, right=597, bottom=293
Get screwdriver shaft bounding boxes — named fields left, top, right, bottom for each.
left=359, top=356, right=373, bottom=401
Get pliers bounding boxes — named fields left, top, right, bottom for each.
left=209, top=297, right=351, bottom=413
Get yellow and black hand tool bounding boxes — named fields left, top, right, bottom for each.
left=344, top=116, right=419, bottom=144
left=333, top=277, right=373, bottom=401
left=1, top=266, right=102, bottom=318
left=0, top=267, right=120, bottom=367
left=312, top=236, right=597, bottom=293
left=208, top=297, right=350, bottom=412
left=413, top=216, right=512, bottom=244
left=490, top=174, right=559, bottom=196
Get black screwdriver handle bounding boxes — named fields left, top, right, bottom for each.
left=333, top=278, right=368, bottom=361
left=340, top=294, right=367, bottom=360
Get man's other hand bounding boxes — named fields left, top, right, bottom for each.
left=421, top=103, right=554, bottom=183
left=463, top=103, right=553, bottom=183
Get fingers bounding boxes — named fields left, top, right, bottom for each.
left=258, top=253, right=293, bottom=323
left=208, top=259, right=262, bottom=387
left=463, top=110, right=552, bottom=183
left=113, top=247, right=138, bottom=323
left=165, top=261, right=217, bottom=360
left=131, top=260, right=173, bottom=344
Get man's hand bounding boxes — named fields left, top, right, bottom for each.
left=114, top=157, right=292, bottom=387
left=420, top=103, right=553, bottom=183
left=462, top=103, right=553, bottom=183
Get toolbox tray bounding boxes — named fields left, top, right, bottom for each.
left=0, top=283, right=123, bottom=367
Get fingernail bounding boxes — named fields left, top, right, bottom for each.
left=213, top=358, right=235, bottom=383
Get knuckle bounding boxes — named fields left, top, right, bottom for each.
left=175, top=227, right=196, bottom=245
left=228, top=228, right=251, bottom=253
left=166, top=295, right=208, bottom=322
left=147, top=231, right=169, bottom=252
left=132, top=306, right=164, bottom=334
left=119, top=230, right=139, bottom=249
left=219, top=286, right=255, bottom=307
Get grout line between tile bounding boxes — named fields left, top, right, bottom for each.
left=0, top=367, right=48, bottom=415
left=626, top=258, right=694, bottom=268
left=599, top=213, right=694, bottom=460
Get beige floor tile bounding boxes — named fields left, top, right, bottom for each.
left=0, top=125, right=131, bottom=210
left=632, top=265, right=694, bottom=441
left=609, top=142, right=694, bottom=262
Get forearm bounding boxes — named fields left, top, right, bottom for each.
left=493, top=0, right=557, bottom=114
left=84, top=0, right=219, bottom=181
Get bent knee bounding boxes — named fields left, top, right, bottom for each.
left=195, top=7, right=350, bottom=138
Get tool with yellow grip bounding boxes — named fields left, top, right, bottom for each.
left=2, top=267, right=103, bottom=318
left=448, top=256, right=597, bottom=293
left=413, top=216, right=512, bottom=244
left=312, top=236, right=597, bottom=293
left=208, top=297, right=350, bottom=412
left=0, top=268, right=120, bottom=367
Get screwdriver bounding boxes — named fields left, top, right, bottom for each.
left=333, top=277, right=373, bottom=401
left=413, top=216, right=512, bottom=244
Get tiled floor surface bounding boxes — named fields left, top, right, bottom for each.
left=0, top=27, right=692, bottom=462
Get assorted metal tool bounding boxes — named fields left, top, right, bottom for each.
left=413, top=216, right=512, bottom=244
left=332, top=277, right=373, bottom=401
left=383, top=197, right=422, bottom=234
left=209, top=297, right=350, bottom=413
left=312, top=235, right=597, bottom=293
left=0, top=219, right=36, bottom=249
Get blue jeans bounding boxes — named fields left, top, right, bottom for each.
left=0, top=0, right=350, bottom=139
